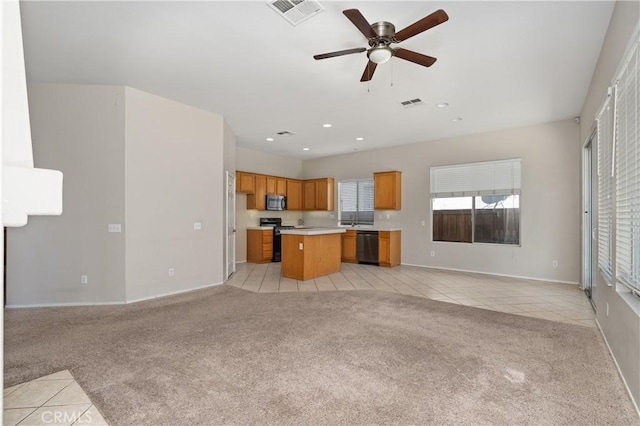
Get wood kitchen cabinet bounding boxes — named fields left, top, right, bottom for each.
left=379, top=230, right=401, bottom=267
left=266, top=176, right=276, bottom=194
left=276, top=178, right=287, bottom=195
left=341, top=229, right=357, bottom=263
left=287, top=179, right=302, bottom=210
left=247, top=229, right=273, bottom=263
left=238, top=171, right=333, bottom=211
left=236, top=171, right=255, bottom=194
left=303, top=178, right=335, bottom=211
left=265, top=176, right=287, bottom=195
left=247, top=174, right=266, bottom=210
left=303, top=180, right=317, bottom=210
left=374, top=171, right=402, bottom=210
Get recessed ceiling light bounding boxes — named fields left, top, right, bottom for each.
left=356, top=137, right=364, bottom=141
left=303, top=147, right=310, bottom=151
left=265, top=137, right=274, bottom=142
left=452, top=117, right=463, bottom=122
left=436, top=103, right=449, bottom=108
left=323, top=123, right=332, bottom=128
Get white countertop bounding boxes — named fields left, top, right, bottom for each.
left=247, top=226, right=402, bottom=232
left=340, top=227, right=402, bottom=231
left=280, top=227, right=347, bottom=236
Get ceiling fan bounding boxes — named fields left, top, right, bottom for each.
left=313, top=8, right=449, bottom=82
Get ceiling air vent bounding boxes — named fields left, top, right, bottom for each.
left=267, top=0, right=324, bottom=26
left=400, top=98, right=425, bottom=109
left=277, top=130, right=295, bottom=136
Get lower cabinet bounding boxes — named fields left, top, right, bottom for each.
left=341, top=230, right=357, bottom=263
left=247, top=229, right=273, bottom=263
left=379, top=231, right=401, bottom=267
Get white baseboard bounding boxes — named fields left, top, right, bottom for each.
left=6, top=300, right=124, bottom=309
left=124, top=281, right=225, bottom=304
left=6, top=281, right=226, bottom=309
left=595, top=319, right=640, bottom=417
left=400, top=263, right=579, bottom=285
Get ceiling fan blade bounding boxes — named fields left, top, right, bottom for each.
left=394, top=9, right=449, bottom=42
left=360, top=61, right=378, bottom=82
left=313, top=47, right=367, bottom=60
left=343, top=9, right=377, bottom=39
left=393, top=48, right=437, bottom=67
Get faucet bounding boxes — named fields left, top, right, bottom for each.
left=350, top=214, right=355, bottom=227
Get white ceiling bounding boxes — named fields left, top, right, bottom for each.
left=20, top=1, right=614, bottom=160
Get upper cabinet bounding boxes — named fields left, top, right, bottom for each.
left=276, top=178, right=287, bottom=196
left=303, top=178, right=334, bottom=211
left=247, top=174, right=267, bottom=210
left=237, top=171, right=333, bottom=211
left=374, top=171, right=402, bottom=210
left=286, top=179, right=302, bottom=210
left=236, top=171, right=255, bottom=194
left=265, top=176, right=287, bottom=196
left=303, top=180, right=317, bottom=210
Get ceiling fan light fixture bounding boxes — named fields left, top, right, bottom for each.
left=368, top=45, right=392, bottom=64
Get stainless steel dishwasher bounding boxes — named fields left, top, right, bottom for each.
left=356, top=230, right=379, bottom=265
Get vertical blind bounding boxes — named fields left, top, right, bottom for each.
left=597, top=95, right=614, bottom=283
left=614, top=38, right=639, bottom=294
left=430, top=158, right=521, bottom=197
left=339, top=179, right=374, bottom=225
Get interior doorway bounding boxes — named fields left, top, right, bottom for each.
left=582, top=131, right=596, bottom=306
left=226, top=171, right=236, bottom=279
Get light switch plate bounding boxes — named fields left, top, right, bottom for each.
left=194, top=222, right=202, bottom=230
left=108, top=224, right=122, bottom=233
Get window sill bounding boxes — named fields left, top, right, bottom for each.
left=616, top=286, right=640, bottom=316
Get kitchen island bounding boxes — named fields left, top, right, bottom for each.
left=280, top=228, right=346, bottom=280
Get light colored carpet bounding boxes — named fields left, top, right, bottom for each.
left=4, top=285, right=638, bottom=425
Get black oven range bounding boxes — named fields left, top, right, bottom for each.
left=259, top=217, right=295, bottom=262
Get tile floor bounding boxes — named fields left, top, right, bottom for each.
left=228, top=262, right=597, bottom=327
left=3, top=371, right=108, bottom=426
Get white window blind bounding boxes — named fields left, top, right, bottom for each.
left=339, top=179, right=374, bottom=225
left=597, top=95, right=615, bottom=284
left=430, top=159, right=521, bottom=198
left=614, top=38, right=639, bottom=295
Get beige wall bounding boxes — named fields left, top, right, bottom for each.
left=234, top=147, right=303, bottom=262
left=7, top=84, right=230, bottom=305
left=579, top=1, right=640, bottom=408
left=7, top=84, right=127, bottom=305
left=124, top=88, right=225, bottom=302
left=303, top=119, right=581, bottom=283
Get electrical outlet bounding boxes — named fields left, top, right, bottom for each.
left=430, top=250, right=435, bottom=257
left=194, top=221, right=202, bottom=230
left=168, top=268, right=175, bottom=277
left=552, top=260, right=558, bottom=268
left=386, top=214, right=391, bottom=219
left=298, top=243, right=303, bottom=250
left=108, top=224, right=122, bottom=233
left=81, top=275, right=88, bottom=284
left=421, top=220, right=425, bottom=226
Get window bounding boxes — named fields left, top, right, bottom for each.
left=431, top=159, right=521, bottom=245
left=596, top=94, right=614, bottom=283
left=614, top=37, right=639, bottom=296
left=339, top=179, right=374, bottom=226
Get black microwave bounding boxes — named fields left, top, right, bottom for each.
left=266, top=194, right=286, bottom=211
